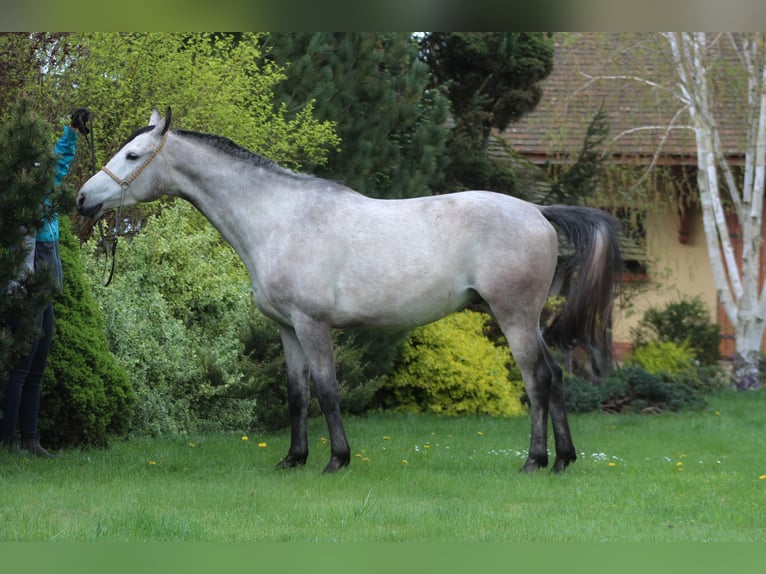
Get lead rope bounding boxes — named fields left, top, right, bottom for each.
left=87, top=117, right=119, bottom=287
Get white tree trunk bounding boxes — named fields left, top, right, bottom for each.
left=663, top=32, right=766, bottom=384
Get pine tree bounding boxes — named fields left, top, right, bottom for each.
left=265, top=32, right=449, bottom=199
left=0, top=99, right=63, bottom=377
left=419, top=33, right=555, bottom=193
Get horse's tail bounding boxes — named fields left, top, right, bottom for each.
left=538, top=205, right=622, bottom=356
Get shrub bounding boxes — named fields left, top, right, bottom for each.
left=562, top=376, right=603, bottom=413
left=628, top=340, right=696, bottom=374
left=83, top=202, right=257, bottom=436
left=40, top=217, right=135, bottom=448
left=630, top=296, right=721, bottom=365
left=380, top=310, right=526, bottom=417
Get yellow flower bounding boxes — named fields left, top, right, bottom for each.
left=676, top=461, right=683, bottom=467
left=383, top=435, right=391, bottom=440
left=608, top=462, right=616, bottom=467
left=148, top=460, right=157, bottom=466
left=402, top=459, right=408, bottom=465
left=241, top=436, right=249, bottom=442
left=362, top=457, right=369, bottom=462
left=188, top=442, right=196, bottom=448
left=759, top=475, right=766, bottom=480
left=477, top=431, right=484, bottom=436
left=715, top=411, right=721, bottom=416
left=258, top=442, right=267, bottom=448
left=355, top=453, right=362, bottom=458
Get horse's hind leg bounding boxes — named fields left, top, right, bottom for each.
left=541, top=343, right=577, bottom=473
left=497, top=317, right=576, bottom=473
left=275, top=326, right=311, bottom=469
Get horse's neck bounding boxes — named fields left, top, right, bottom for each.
left=172, top=152, right=301, bottom=273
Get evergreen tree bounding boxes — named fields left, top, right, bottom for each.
left=0, top=100, right=63, bottom=377
left=265, top=32, right=449, bottom=199
left=40, top=216, right=134, bottom=448
left=419, top=33, right=555, bottom=193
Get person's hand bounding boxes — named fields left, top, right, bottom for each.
left=70, top=107, right=92, bottom=135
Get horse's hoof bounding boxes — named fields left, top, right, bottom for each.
left=551, top=457, right=575, bottom=474
left=322, top=455, right=350, bottom=474
left=520, top=455, right=548, bottom=473
left=274, top=454, right=307, bottom=470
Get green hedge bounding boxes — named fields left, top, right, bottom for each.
left=380, top=310, right=526, bottom=417
left=40, top=217, right=134, bottom=447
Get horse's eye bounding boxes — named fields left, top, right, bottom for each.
left=126, top=152, right=139, bottom=161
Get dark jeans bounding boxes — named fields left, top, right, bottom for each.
left=0, top=302, right=54, bottom=440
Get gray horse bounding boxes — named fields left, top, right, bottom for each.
left=77, top=108, right=621, bottom=474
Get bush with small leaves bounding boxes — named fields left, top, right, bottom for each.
left=380, top=310, right=526, bottom=417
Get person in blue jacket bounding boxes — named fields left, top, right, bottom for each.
left=0, top=107, right=91, bottom=457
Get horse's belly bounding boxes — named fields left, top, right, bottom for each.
left=332, top=280, right=478, bottom=329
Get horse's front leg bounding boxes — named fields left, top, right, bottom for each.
left=292, top=314, right=350, bottom=473
left=275, top=326, right=310, bottom=469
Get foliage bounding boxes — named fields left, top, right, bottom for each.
left=40, top=217, right=134, bottom=447
left=53, top=33, right=338, bottom=171
left=420, top=33, right=554, bottom=139
left=562, top=376, right=604, bottom=413
left=419, top=33, right=554, bottom=195
left=266, top=32, right=449, bottom=199
left=628, top=340, right=697, bottom=375
left=0, top=100, right=66, bottom=377
left=630, top=296, right=721, bottom=365
left=545, top=105, right=610, bottom=205
left=380, top=311, right=526, bottom=417
left=564, top=362, right=723, bottom=415
left=83, top=202, right=257, bottom=436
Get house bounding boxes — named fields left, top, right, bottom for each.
left=496, top=32, right=757, bottom=359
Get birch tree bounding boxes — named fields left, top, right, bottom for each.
left=661, top=32, right=766, bottom=382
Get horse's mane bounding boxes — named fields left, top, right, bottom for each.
left=122, top=125, right=352, bottom=191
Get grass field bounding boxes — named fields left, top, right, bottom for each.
left=0, top=389, right=764, bottom=542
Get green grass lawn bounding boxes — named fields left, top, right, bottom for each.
left=1, top=389, right=764, bottom=542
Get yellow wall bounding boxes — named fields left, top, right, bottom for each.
left=612, top=204, right=718, bottom=347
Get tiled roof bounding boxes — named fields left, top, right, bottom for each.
left=500, top=33, right=748, bottom=165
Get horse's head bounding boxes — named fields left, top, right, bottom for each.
left=76, top=108, right=172, bottom=218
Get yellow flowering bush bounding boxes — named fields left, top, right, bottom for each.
left=381, top=310, right=526, bottom=417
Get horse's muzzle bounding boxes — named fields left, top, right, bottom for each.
left=76, top=192, right=102, bottom=218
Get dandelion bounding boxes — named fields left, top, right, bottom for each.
left=148, top=460, right=157, bottom=466
left=258, top=442, right=267, bottom=448
left=608, top=462, right=616, bottom=467
left=362, top=457, right=369, bottom=462
left=188, top=442, right=196, bottom=448
left=715, top=411, right=721, bottom=416
left=676, top=461, right=683, bottom=467
left=759, top=475, right=766, bottom=480
left=402, top=459, right=408, bottom=465
left=423, top=444, right=430, bottom=449
left=383, top=435, right=391, bottom=440
left=241, top=436, right=249, bottom=442
left=477, top=431, right=484, bottom=437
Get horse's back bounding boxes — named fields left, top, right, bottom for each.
left=294, top=190, right=560, bottom=329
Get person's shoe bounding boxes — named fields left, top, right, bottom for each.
left=0, top=437, right=20, bottom=453
left=20, top=436, right=54, bottom=458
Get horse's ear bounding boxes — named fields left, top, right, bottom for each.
left=151, top=107, right=172, bottom=136
left=161, top=106, right=172, bottom=135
